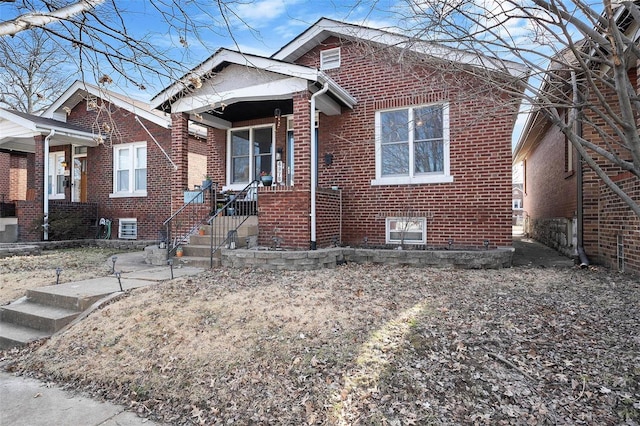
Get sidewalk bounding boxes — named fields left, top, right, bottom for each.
left=1, top=250, right=203, bottom=426
left=0, top=372, right=159, bottom=426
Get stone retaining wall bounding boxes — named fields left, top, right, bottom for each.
left=221, top=247, right=514, bottom=270
left=0, top=239, right=156, bottom=259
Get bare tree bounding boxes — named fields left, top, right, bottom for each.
left=0, top=29, right=73, bottom=113
left=383, top=0, right=640, bottom=219
left=0, top=1, right=258, bottom=94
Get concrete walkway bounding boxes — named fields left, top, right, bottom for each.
left=1, top=250, right=204, bottom=426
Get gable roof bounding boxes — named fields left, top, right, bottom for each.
left=0, top=108, right=99, bottom=153
left=272, top=17, right=528, bottom=78
left=43, top=80, right=171, bottom=129
left=150, top=48, right=356, bottom=114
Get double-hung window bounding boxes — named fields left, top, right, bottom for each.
left=228, top=125, right=274, bottom=189
left=112, top=142, right=147, bottom=197
left=48, top=152, right=66, bottom=199
left=372, top=103, right=452, bottom=185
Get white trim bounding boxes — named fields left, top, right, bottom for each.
left=47, top=151, right=66, bottom=200
left=111, top=141, right=147, bottom=197
left=372, top=102, right=452, bottom=186
left=118, top=218, right=138, bottom=240
left=225, top=124, right=275, bottom=190
left=272, top=18, right=527, bottom=78
left=320, top=47, right=341, bottom=70
left=386, top=217, right=427, bottom=244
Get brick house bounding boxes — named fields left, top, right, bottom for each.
left=0, top=81, right=207, bottom=242
left=513, top=12, right=640, bottom=274
left=152, top=18, right=527, bottom=251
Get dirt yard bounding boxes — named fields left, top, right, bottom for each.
left=1, top=251, right=639, bottom=425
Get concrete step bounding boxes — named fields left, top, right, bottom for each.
left=26, top=288, right=105, bottom=312
left=174, top=255, right=221, bottom=269
left=0, top=300, right=79, bottom=333
left=0, top=321, right=51, bottom=350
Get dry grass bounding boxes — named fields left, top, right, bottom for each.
left=0, top=248, right=125, bottom=305
left=2, top=255, right=640, bottom=424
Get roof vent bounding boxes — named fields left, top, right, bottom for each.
left=320, top=47, right=340, bottom=70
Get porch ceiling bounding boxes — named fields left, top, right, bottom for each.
left=0, top=108, right=99, bottom=153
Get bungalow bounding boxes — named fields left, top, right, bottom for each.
left=0, top=81, right=207, bottom=242
left=1, top=18, right=527, bottom=263
left=152, top=18, right=527, bottom=255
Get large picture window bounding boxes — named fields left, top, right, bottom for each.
left=112, top=142, right=147, bottom=197
left=228, top=125, right=274, bottom=187
left=373, top=103, right=452, bottom=185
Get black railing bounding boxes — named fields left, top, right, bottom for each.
left=207, top=180, right=259, bottom=267
left=163, top=183, right=216, bottom=257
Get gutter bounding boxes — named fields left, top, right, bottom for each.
left=43, top=129, right=55, bottom=241
left=309, top=82, right=329, bottom=250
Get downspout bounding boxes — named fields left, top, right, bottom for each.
left=43, top=129, right=55, bottom=241
left=309, top=82, right=329, bottom=250
left=571, top=71, right=589, bottom=268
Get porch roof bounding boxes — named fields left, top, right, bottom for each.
left=151, top=49, right=357, bottom=129
left=0, top=108, right=99, bottom=153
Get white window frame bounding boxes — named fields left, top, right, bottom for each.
left=512, top=199, right=523, bottom=210
left=320, top=47, right=341, bottom=70
left=111, top=142, right=147, bottom=198
left=226, top=125, right=275, bottom=191
left=118, top=218, right=137, bottom=239
left=372, top=103, right=452, bottom=186
left=386, top=217, right=427, bottom=244
left=48, top=152, right=66, bottom=200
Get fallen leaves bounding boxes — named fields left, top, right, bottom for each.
left=1, top=262, right=639, bottom=424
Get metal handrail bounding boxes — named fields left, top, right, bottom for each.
left=207, top=180, right=259, bottom=267
left=164, top=183, right=216, bottom=257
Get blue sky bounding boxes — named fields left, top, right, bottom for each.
left=2, top=0, right=548, bottom=146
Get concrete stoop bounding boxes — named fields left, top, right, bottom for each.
left=174, top=216, right=258, bottom=269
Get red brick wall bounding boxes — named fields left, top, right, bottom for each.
left=257, top=186, right=310, bottom=248
left=316, top=188, right=342, bottom=247
left=577, top=67, right=640, bottom=274
left=596, top=173, right=640, bottom=273
left=65, top=102, right=173, bottom=240
left=292, top=38, right=519, bottom=248
left=523, top=120, right=578, bottom=221
left=0, top=153, right=10, bottom=201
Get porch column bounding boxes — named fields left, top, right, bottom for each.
left=207, top=126, right=226, bottom=185
left=171, top=112, right=189, bottom=213
left=292, top=91, right=311, bottom=191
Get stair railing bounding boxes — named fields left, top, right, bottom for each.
left=208, top=180, right=259, bottom=268
left=163, top=183, right=217, bottom=257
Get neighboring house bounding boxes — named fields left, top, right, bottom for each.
left=152, top=18, right=527, bottom=251
left=513, top=10, right=640, bottom=274
left=512, top=183, right=523, bottom=225
left=0, top=81, right=207, bottom=242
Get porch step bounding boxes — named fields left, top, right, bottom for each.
left=0, top=322, right=51, bottom=350
left=0, top=300, right=79, bottom=333
left=176, top=216, right=258, bottom=268
left=174, top=255, right=221, bottom=269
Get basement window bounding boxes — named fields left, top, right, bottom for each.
left=118, top=218, right=137, bottom=239
left=386, top=217, right=427, bottom=244
left=320, top=47, right=341, bottom=70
